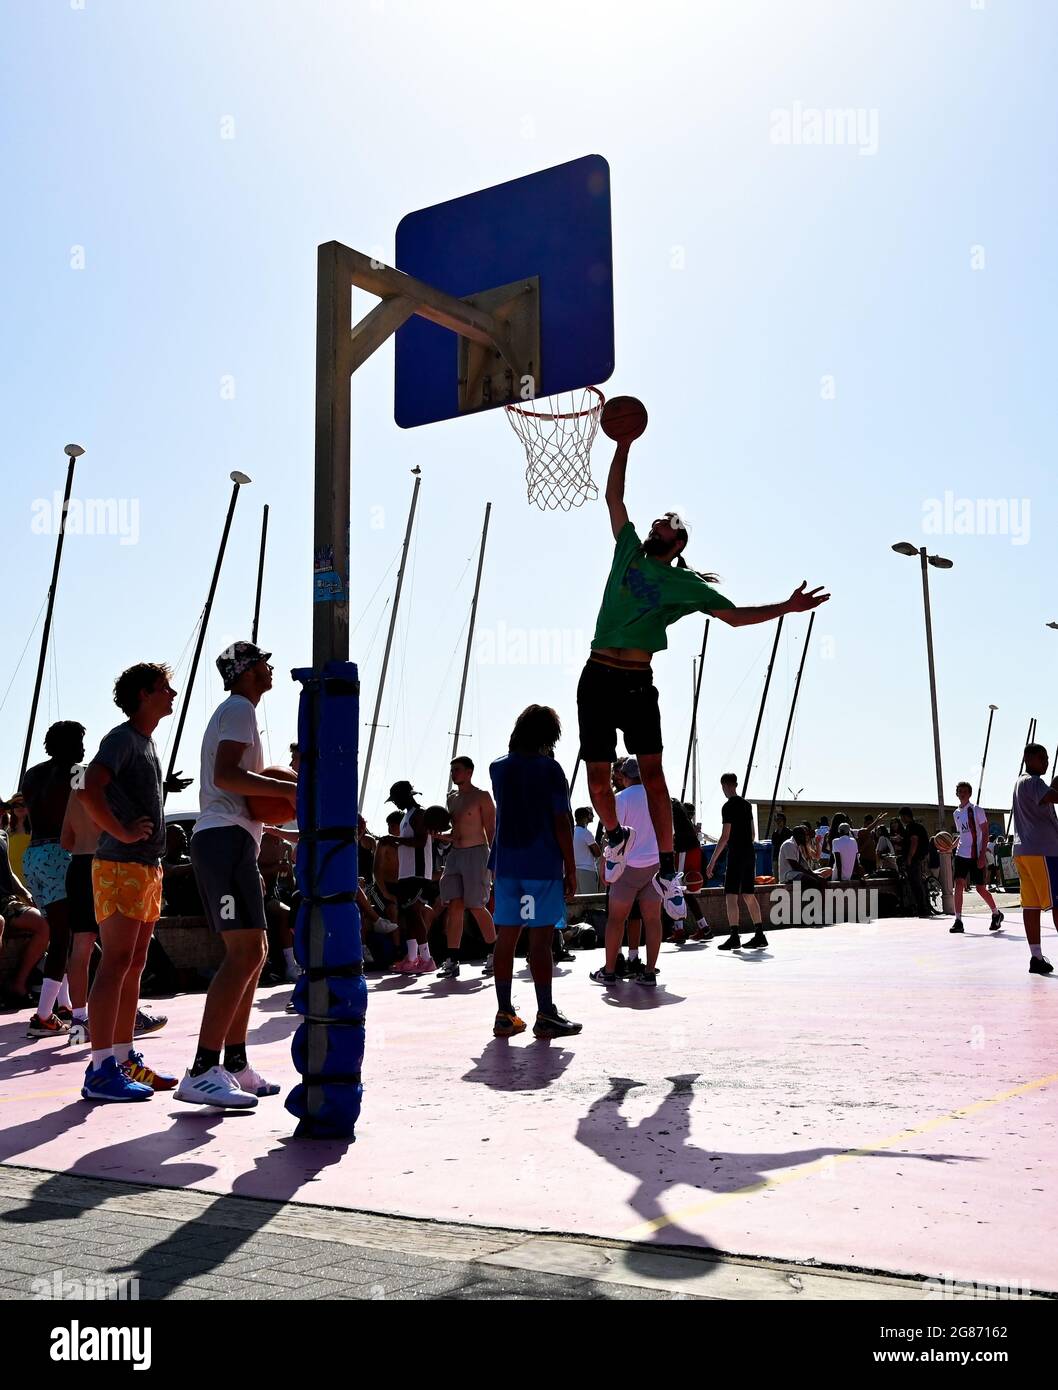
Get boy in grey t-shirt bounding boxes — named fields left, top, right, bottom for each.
left=1010, top=743, right=1058, bottom=976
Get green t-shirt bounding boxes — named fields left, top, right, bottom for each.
left=591, top=523, right=734, bottom=653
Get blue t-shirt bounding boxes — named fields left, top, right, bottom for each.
left=489, top=753, right=570, bottom=880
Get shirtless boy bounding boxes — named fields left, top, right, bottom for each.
left=437, top=756, right=497, bottom=980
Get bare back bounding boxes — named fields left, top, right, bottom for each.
left=446, top=784, right=494, bottom=849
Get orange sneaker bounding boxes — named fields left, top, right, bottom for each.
left=121, top=1050, right=178, bottom=1091
left=493, top=1010, right=527, bottom=1038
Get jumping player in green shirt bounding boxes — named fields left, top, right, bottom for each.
left=579, top=424, right=829, bottom=918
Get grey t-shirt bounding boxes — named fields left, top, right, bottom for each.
left=1011, top=774, right=1058, bottom=857
left=92, top=722, right=165, bottom=866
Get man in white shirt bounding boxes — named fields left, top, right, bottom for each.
left=175, top=642, right=297, bottom=1109
left=830, top=823, right=860, bottom=881
left=573, top=807, right=601, bottom=895
left=949, top=780, right=1003, bottom=935
left=590, top=757, right=664, bottom=987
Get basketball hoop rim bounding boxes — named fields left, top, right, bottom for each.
left=505, top=385, right=605, bottom=422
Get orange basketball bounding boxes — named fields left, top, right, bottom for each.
left=933, top=831, right=955, bottom=853
left=600, top=395, right=648, bottom=442
left=246, top=765, right=298, bottom=824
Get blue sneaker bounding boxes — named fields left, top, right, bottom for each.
left=81, top=1055, right=154, bottom=1103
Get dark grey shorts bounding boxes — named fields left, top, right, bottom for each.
left=190, top=825, right=268, bottom=934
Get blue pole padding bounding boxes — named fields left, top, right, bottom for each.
left=284, top=661, right=365, bottom=1139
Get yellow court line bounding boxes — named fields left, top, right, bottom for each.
left=0, top=1089, right=80, bottom=1104
left=619, top=1069, right=1058, bottom=1240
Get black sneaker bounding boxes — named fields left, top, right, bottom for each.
left=614, top=952, right=628, bottom=977
left=554, top=947, right=576, bottom=963
left=589, top=967, right=618, bottom=986
left=1029, top=956, right=1054, bottom=976
left=634, top=968, right=658, bottom=988
left=437, top=958, right=460, bottom=979
left=717, top=934, right=742, bottom=951
left=744, top=931, right=768, bottom=950
left=626, top=957, right=644, bottom=980
left=989, top=912, right=1004, bottom=932
left=949, top=918, right=965, bottom=934
left=533, top=1009, right=583, bottom=1039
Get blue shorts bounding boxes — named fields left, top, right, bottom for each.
left=492, top=876, right=566, bottom=929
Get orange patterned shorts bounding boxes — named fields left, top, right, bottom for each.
left=92, top=859, right=164, bottom=925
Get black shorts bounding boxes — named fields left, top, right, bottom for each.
left=724, top=850, right=756, bottom=895
left=577, top=658, right=662, bottom=763
left=395, top=877, right=431, bottom=910
left=65, top=854, right=98, bottom=934
left=190, top=825, right=268, bottom=933
left=953, top=855, right=984, bottom=886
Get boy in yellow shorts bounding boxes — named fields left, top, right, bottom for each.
left=1011, top=743, right=1058, bottom=977
left=79, top=663, right=181, bottom=1101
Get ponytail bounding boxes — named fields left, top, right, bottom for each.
left=676, top=554, right=720, bottom=584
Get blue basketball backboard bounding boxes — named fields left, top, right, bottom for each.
left=394, top=154, right=614, bottom=428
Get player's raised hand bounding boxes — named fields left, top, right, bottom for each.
left=786, top=581, right=830, bottom=612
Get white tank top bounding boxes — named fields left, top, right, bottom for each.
left=397, top=807, right=432, bottom=880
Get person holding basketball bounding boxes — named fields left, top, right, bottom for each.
left=579, top=396, right=830, bottom=918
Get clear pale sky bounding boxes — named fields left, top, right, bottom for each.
left=1, top=0, right=1053, bottom=838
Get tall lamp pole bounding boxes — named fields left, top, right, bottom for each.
left=892, top=541, right=954, bottom=912
left=976, top=703, right=998, bottom=805
left=19, top=444, right=85, bottom=787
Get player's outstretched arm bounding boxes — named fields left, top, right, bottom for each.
left=604, top=440, right=631, bottom=539
left=715, top=581, right=830, bottom=629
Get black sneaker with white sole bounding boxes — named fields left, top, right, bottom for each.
left=1029, top=956, right=1054, bottom=976
left=989, top=911, right=1004, bottom=932
left=717, top=933, right=742, bottom=951
left=634, top=968, right=657, bottom=988
left=533, top=1009, right=583, bottom=1039
left=437, top=958, right=460, bottom=979
left=949, top=918, right=964, bottom=934
left=744, top=931, right=768, bottom=949
left=589, top=967, right=618, bottom=986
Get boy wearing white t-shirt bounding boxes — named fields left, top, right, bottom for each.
left=175, top=642, right=297, bottom=1110
left=949, top=780, right=1003, bottom=935
left=590, top=757, right=664, bottom=988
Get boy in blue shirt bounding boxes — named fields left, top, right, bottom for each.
left=489, top=705, right=581, bottom=1039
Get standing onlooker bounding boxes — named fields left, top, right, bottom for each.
left=488, top=704, right=581, bottom=1039
left=708, top=773, right=767, bottom=951
left=59, top=774, right=101, bottom=1046
left=175, top=642, right=297, bottom=1108
left=573, top=807, right=602, bottom=895
left=1009, top=745, right=1058, bottom=974
left=949, top=780, right=1003, bottom=935
left=856, top=814, right=878, bottom=875
left=590, top=757, right=664, bottom=987
left=874, top=823, right=897, bottom=870
left=899, top=807, right=931, bottom=918
left=437, top=756, right=497, bottom=979
left=386, top=780, right=437, bottom=974
left=20, top=721, right=85, bottom=1038
left=770, top=812, right=792, bottom=875
left=830, top=822, right=860, bottom=881
left=80, top=664, right=178, bottom=1101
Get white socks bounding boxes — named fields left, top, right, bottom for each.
left=90, top=1045, right=133, bottom=1069
left=37, top=978, right=62, bottom=1019
left=405, top=940, right=420, bottom=962
left=628, top=948, right=640, bottom=961
left=57, top=976, right=72, bottom=1009
left=73, top=1007, right=88, bottom=1023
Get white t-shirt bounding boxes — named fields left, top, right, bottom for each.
left=953, top=802, right=988, bottom=860
left=831, top=834, right=859, bottom=880
left=573, top=825, right=597, bottom=871
left=615, top=784, right=659, bottom=868
left=397, top=807, right=432, bottom=881
left=194, top=694, right=266, bottom=847
left=778, top=838, right=805, bottom=883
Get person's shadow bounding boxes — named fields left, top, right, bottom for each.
left=575, top=1074, right=978, bottom=1284
left=462, top=1037, right=576, bottom=1092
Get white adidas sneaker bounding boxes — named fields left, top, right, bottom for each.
left=602, top=826, right=636, bottom=883
left=174, top=1066, right=258, bottom=1109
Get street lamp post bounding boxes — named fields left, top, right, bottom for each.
left=892, top=542, right=955, bottom=913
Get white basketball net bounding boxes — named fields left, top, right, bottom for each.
left=505, top=387, right=604, bottom=511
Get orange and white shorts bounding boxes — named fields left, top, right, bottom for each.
left=92, top=859, right=164, bottom=925
left=1014, top=855, right=1058, bottom=912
